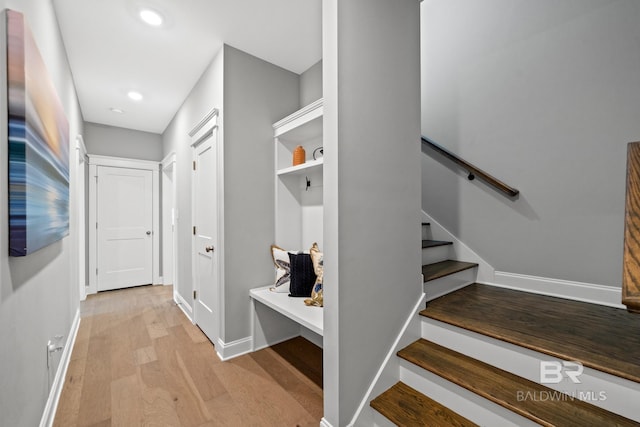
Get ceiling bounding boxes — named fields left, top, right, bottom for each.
left=52, top=0, right=322, bottom=134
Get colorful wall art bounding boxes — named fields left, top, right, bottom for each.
left=7, top=10, right=70, bottom=256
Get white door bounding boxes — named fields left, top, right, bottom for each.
left=193, top=129, right=219, bottom=342
left=97, top=166, right=153, bottom=291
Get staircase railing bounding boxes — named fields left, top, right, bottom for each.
left=421, top=136, right=519, bottom=198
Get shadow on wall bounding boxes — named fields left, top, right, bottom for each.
left=421, top=142, right=539, bottom=221
left=7, top=240, right=63, bottom=293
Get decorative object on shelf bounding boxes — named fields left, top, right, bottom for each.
left=313, top=146, right=323, bottom=160
left=293, top=145, right=306, bottom=166
left=6, top=10, right=70, bottom=256
left=305, top=243, right=324, bottom=307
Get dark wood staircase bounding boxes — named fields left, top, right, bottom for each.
left=368, top=222, right=640, bottom=426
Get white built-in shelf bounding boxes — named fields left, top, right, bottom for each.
left=273, top=98, right=323, bottom=142
left=250, top=286, right=323, bottom=336
left=276, top=158, right=324, bottom=177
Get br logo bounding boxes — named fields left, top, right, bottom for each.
left=540, top=361, right=583, bottom=384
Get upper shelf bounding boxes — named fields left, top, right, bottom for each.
left=277, top=158, right=323, bottom=177
left=273, top=98, right=323, bottom=142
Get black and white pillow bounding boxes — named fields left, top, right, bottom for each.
left=270, top=245, right=291, bottom=293
left=288, top=252, right=317, bottom=297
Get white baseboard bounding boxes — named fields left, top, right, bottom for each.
left=421, top=211, right=495, bottom=283
left=40, top=309, right=81, bottom=427
left=349, top=290, right=426, bottom=427
left=216, top=336, right=253, bottom=361
left=320, top=418, right=334, bottom=427
left=174, top=290, right=193, bottom=322
left=488, top=271, right=624, bottom=309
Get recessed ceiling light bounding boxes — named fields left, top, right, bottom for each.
left=139, top=8, right=163, bottom=26
left=110, top=107, right=124, bottom=114
left=127, top=91, right=143, bottom=101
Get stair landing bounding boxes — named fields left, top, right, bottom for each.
left=421, top=283, right=640, bottom=383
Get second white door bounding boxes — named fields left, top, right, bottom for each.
left=192, top=127, right=219, bottom=343
left=97, top=166, right=153, bottom=291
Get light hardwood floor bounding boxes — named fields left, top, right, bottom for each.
left=53, top=285, right=323, bottom=427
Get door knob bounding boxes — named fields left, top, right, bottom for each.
left=146, top=231, right=152, bottom=235
left=205, top=246, right=214, bottom=253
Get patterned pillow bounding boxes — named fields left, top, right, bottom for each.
left=269, top=245, right=291, bottom=293
left=288, top=252, right=317, bottom=297
left=305, top=243, right=323, bottom=307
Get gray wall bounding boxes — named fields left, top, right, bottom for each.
left=0, top=1, right=84, bottom=426
left=323, top=0, right=422, bottom=424
left=162, top=46, right=224, bottom=316
left=421, top=0, right=640, bottom=287
left=222, top=45, right=299, bottom=342
left=162, top=45, right=299, bottom=344
left=300, top=60, right=322, bottom=107
left=84, top=122, right=163, bottom=161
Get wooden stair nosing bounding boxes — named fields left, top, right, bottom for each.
left=420, top=283, right=640, bottom=384
left=398, top=339, right=638, bottom=427
left=422, top=239, right=453, bottom=249
left=370, top=381, right=478, bottom=427
left=422, top=260, right=478, bottom=282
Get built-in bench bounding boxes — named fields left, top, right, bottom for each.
left=250, top=285, right=323, bottom=351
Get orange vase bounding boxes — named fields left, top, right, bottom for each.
left=293, top=145, right=306, bottom=166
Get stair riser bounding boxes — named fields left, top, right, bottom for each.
left=421, top=317, right=640, bottom=422
left=424, top=269, right=475, bottom=302
left=399, top=359, right=538, bottom=426
left=421, top=245, right=452, bottom=265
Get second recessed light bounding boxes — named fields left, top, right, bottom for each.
left=140, top=8, right=163, bottom=27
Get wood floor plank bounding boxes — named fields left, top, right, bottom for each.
left=54, top=285, right=323, bottom=426
left=76, top=332, right=111, bottom=426
left=371, top=382, right=478, bottom=427
left=422, top=260, right=478, bottom=282
left=111, top=374, right=143, bottom=427
left=52, top=355, right=86, bottom=427
left=421, top=283, right=640, bottom=383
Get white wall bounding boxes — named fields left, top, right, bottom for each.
left=323, top=0, right=422, bottom=425
left=84, top=121, right=163, bottom=161
left=421, top=0, right=640, bottom=287
left=0, top=2, right=83, bottom=426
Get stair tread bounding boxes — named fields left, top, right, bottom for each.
left=421, top=283, right=640, bottom=384
left=399, top=339, right=638, bottom=426
left=422, top=239, right=453, bottom=248
left=422, top=260, right=478, bottom=282
left=371, top=382, right=478, bottom=427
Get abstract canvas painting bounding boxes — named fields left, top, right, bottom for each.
left=7, top=10, right=69, bottom=256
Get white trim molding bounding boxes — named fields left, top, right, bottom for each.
left=487, top=271, right=625, bottom=309
left=87, top=155, right=161, bottom=295
left=40, top=309, right=81, bottom=427
left=320, top=418, right=335, bottom=427
left=174, top=290, right=193, bottom=322
left=216, top=336, right=253, bottom=361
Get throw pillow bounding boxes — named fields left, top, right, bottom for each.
left=305, top=243, right=323, bottom=307
left=288, top=252, right=316, bottom=297
left=269, top=245, right=291, bottom=293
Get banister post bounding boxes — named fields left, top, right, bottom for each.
left=622, top=141, right=640, bottom=313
